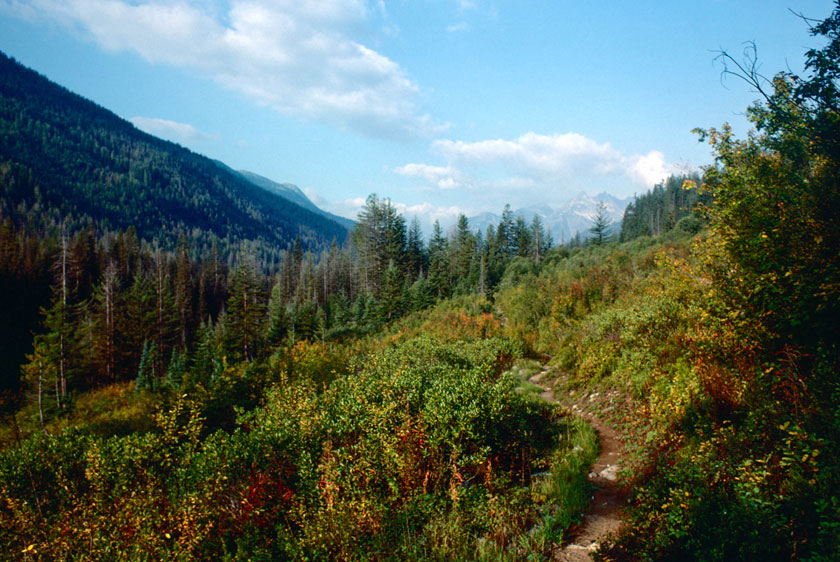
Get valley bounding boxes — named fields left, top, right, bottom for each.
left=1, top=4, right=840, bottom=560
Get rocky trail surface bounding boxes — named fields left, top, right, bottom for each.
left=529, top=367, right=629, bottom=561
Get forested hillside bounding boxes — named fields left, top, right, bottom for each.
left=619, top=172, right=708, bottom=242
left=233, top=169, right=355, bottom=231
left=0, top=198, right=596, bottom=559
left=0, top=188, right=552, bottom=395
left=0, top=51, right=348, bottom=265
left=1, top=4, right=839, bottom=561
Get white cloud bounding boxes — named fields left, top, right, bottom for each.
left=626, top=150, right=671, bottom=187
left=393, top=163, right=465, bottom=190
left=397, top=132, right=677, bottom=202
left=392, top=201, right=466, bottom=224
left=326, top=196, right=368, bottom=220
left=129, top=116, right=218, bottom=144
left=12, top=0, right=442, bottom=138
left=433, top=132, right=628, bottom=178
left=302, top=186, right=327, bottom=207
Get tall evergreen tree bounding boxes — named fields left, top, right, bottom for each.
left=427, top=220, right=451, bottom=298
left=152, top=250, right=178, bottom=378
left=175, top=237, right=194, bottom=348
left=378, top=261, right=405, bottom=323
left=225, top=256, right=265, bottom=362
left=351, top=194, right=407, bottom=297
left=450, top=214, right=475, bottom=283
left=267, top=280, right=289, bottom=346
left=513, top=215, right=532, bottom=258
left=122, top=272, right=157, bottom=375
left=530, top=214, right=550, bottom=263
left=497, top=204, right=516, bottom=258
left=589, top=202, right=613, bottom=246
left=406, top=216, right=427, bottom=279
left=134, top=340, right=156, bottom=393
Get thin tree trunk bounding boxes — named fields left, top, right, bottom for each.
left=60, top=229, right=67, bottom=402
left=38, top=361, right=48, bottom=434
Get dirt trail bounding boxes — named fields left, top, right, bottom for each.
left=529, top=367, right=628, bottom=561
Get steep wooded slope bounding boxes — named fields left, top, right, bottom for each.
left=0, top=51, right=348, bottom=257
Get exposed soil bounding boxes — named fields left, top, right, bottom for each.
left=529, top=367, right=629, bottom=561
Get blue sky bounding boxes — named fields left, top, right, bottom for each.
left=0, top=0, right=835, bottom=229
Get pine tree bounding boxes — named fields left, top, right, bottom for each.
left=377, top=260, right=405, bottom=323
left=134, top=340, right=156, bottom=393
left=530, top=215, right=550, bottom=263
left=427, top=221, right=451, bottom=298
left=589, top=202, right=613, bottom=246
left=267, top=280, right=289, bottom=346
left=39, top=293, right=77, bottom=408
left=191, top=319, right=222, bottom=385
left=406, top=272, right=434, bottom=312
left=483, top=224, right=505, bottom=291
left=174, top=237, right=193, bottom=348
left=351, top=194, right=407, bottom=297
left=513, top=215, right=532, bottom=258
left=122, top=272, right=157, bottom=376
left=21, top=339, right=52, bottom=433
left=406, top=216, right=427, bottom=279
left=152, top=250, right=178, bottom=377
left=450, top=214, right=475, bottom=282
left=225, top=255, right=265, bottom=361
left=497, top=204, right=516, bottom=258
left=93, top=261, right=120, bottom=381
left=164, top=347, right=187, bottom=389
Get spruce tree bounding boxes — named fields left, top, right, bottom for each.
left=134, top=340, right=156, bottom=393
left=589, top=202, right=613, bottom=246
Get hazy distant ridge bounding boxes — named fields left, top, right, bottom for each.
left=234, top=169, right=355, bottom=230
left=469, top=192, right=629, bottom=243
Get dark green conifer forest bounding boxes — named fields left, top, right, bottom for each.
left=1, top=3, right=840, bottom=561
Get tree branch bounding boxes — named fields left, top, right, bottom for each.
left=713, top=42, right=774, bottom=104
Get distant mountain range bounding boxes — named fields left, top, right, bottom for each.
left=468, top=192, right=630, bottom=243
left=233, top=169, right=355, bottom=231
left=0, top=48, right=632, bottom=258
left=0, top=50, right=349, bottom=259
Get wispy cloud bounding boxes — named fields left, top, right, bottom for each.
left=9, top=0, right=445, bottom=138
left=393, top=163, right=465, bottom=190
left=397, top=132, right=677, bottom=202
left=446, top=21, right=470, bottom=33
left=129, top=116, right=218, bottom=144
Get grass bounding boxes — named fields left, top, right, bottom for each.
left=530, top=415, right=599, bottom=548
left=504, top=358, right=601, bottom=557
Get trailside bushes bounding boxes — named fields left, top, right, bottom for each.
left=0, top=336, right=570, bottom=561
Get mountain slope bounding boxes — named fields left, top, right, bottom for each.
left=0, top=51, right=348, bottom=258
left=468, top=192, right=629, bottom=243
left=235, top=169, right=355, bottom=230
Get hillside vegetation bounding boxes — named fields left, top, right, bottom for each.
left=494, top=9, right=840, bottom=558
left=1, top=4, right=839, bottom=562
left=0, top=51, right=349, bottom=265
